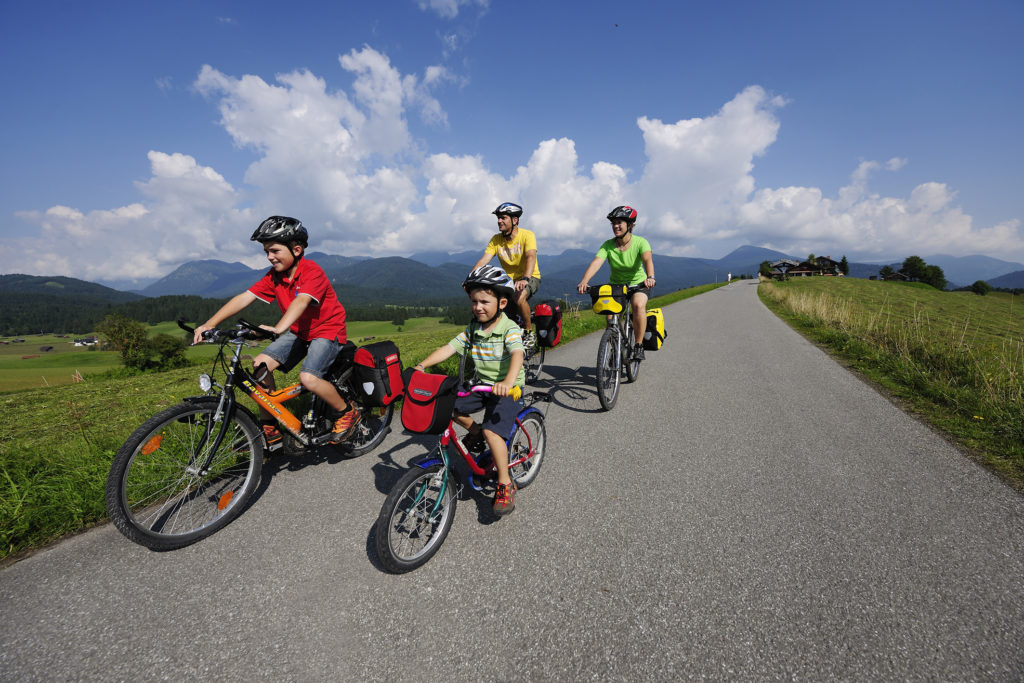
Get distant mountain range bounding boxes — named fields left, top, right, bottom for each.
left=4, top=247, right=1022, bottom=309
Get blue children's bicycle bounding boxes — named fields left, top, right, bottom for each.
left=374, top=384, right=550, bottom=573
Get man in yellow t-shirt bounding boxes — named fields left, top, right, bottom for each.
left=472, top=202, right=542, bottom=350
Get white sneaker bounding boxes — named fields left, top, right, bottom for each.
left=522, top=330, right=537, bottom=352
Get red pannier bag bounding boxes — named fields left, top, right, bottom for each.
left=353, top=341, right=404, bottom=407
left=400, top=368, right=459, bottom=434
left=532, top=300, right=562, bottom=348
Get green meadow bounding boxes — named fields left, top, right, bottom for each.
left=0, top=284, right=724, bottom=562
left=759, top=277, right=1023, bottom=487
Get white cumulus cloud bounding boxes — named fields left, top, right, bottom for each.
left=5, top=53, right=1022, bottom=284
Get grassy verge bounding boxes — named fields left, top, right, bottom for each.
left=0, top=286, right=722, bottom=562
left=758, top=277, right=1024, bottom=489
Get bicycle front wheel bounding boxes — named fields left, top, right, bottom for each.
left=508, top=413, right=546, bottom=488
left=374, top=464, right=457, bottom=573
left=524, top=345, right=545, bottom=385
left=595, top=328, right=621, bottom=411
left=105, top=400, right=263, bottom=550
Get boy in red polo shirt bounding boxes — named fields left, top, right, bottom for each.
left=194, top=216, right=360, bottom=444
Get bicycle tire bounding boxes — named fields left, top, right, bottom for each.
left=595, top=327, right=620, bottom=411
left=105, top=399, right=263, bottom=550
left=623, top=327, right=640, bottom=384
left=339, top=402, right=395, bottom=458
left=374, top=464, right=457, bottom=573
left=508, top=413, right=545, bottom=488
left=524, top=345, right=545, bottom=385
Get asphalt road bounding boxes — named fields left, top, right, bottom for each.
left=2, top=280, right=1023, bottom=680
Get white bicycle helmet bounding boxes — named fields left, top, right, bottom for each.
left=462, top=264, right=517, bottom=302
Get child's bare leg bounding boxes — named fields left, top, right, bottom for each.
left=483, top=430, right=510, bottom=485
left=454, top=413, right=479, bottom=435
left=252, top=353, right=280, bottom=421
left=299, top=371, right=348, bottom=412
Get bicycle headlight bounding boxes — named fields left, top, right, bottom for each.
left=198, top=373, right=213, bottom=392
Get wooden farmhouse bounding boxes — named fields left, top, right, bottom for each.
left=770, top=256, right=842, bottom=279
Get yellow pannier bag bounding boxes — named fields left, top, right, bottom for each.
left=642, top=307, right=666, bottom=350
left=591, top=284, right=627, bottom=314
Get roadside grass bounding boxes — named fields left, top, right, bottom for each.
left=0, top=285, right=722, bottom=561
left=759, top=277, right=1024, bottom=488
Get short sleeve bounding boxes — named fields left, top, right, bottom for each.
left=484, top=235, right=499, bottom=256
left=504, top=326, right=524, bottom=353
left=248, top=271, right=276, bottom=303
left=447, top=329, right=471, bottom=356
left=522, top=230, right=537, bottom=253
left=296, top=262, right=329, bottom=303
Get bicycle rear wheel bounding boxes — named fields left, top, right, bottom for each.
left=375, top=464, right=457, bottom=573
left=105, top=399, right=263, bottom=550
left=340, top=402, right=395, bottom=457
left=624, top=336, right=640, bottom=384
left=595, top=327, right=620, bottom=411
left=508, top=413, right=546, bottom=488
left=524, top=345, right=545, bottom=385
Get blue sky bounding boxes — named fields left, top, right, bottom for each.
left=2, top=0, right=1022, bottom=286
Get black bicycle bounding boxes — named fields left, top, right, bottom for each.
left=587, top=284, right=642, bottom=410
left=105, top=319, right=396, bottom=550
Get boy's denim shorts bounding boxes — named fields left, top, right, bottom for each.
left=454, top=392, right=521, bottom=442
left=261, top=332, right=342, bottom=379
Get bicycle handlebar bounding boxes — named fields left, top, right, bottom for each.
left=457, top=384, right=522, bottom=401
left=176, top=318, right=278, bottom=344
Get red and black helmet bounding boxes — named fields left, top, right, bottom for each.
left=606, top=205, right=638, bottom=223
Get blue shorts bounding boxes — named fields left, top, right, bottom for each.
left=261, top=332, right=342, bottom=379
left=454, top=392, right=522, bottom=442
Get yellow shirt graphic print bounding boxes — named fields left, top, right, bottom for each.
left=484, top=228, right=541, bottom=280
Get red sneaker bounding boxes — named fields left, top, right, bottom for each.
left=331, top=409, right=362, bottom=443
left=493, top=481, right=516, bottom=516
left=262, top=424, right=283, bottom=444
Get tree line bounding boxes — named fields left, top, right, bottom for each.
left=0, top=292, right=465, bottom=336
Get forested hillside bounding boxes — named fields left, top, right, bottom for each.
left=0, top=291, right=466, bottom=336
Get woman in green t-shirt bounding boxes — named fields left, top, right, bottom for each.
left=576, top=205, right=656, bottom=361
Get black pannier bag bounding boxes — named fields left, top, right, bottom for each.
left=532, top=300, right=562, bottom=348
left=353, top=341, right=404, bottom=407
left=400, top=369, right=459, bottom=434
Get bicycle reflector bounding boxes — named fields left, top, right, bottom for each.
left=141, top=434, right=163, bottom=455
left=199, top=373, right=213, bottom=392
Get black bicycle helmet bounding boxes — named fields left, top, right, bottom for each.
left=491, top=202, right=523, bottom=218
left=606, top=205, right=638, bottom=223
left=250, top=216, right=309, bottom=247
left=462, top=264, right=517, bottom=302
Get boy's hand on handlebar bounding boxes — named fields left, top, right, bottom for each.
left=492, top=381, right=513, bottom=398
left=192, top=325, right=213, bottom=345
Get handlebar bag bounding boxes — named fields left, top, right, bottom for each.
left=642, top=308, right=666, bottom=351
left=400, top=369, right=459, bottom=434
left=354, top=341, right=404, bottom=407
left=591, top=284, right=627, bottom=314
left=532, top=300, right=562, bottom=347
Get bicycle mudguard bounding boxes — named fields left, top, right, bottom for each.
left=503, top=405, right=546, bottom=442
left=411, top=453, right=444, bottom=469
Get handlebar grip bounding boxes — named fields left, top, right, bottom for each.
left=510, top=386, right=522, bottom=401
